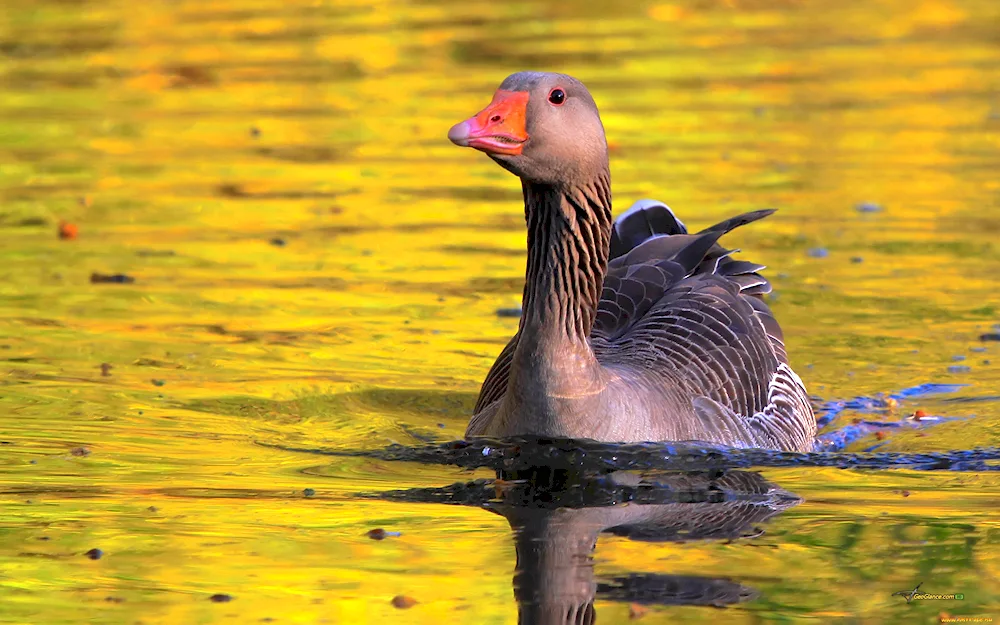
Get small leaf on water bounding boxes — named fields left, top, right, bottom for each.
left=58, top=221, right=78, bottom=240
left=391, top=595, right=417, bottom=609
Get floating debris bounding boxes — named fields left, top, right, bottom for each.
left=70, top=447, right=90, bottom=457
left=269, top=237, right=286, bottom=247
left=980, top=332, right=1000, bottom=342
left=150, top=379, right=165, bottom=387
left=391, top=595, right=417, bottom=609
left=100, top=363, right=112, bottom=377
left=250, top=126, right=261, bottom=138
left=58, top=221, right=78, bottom=240
left=84, top=548, right=103, bottom=560
left=952, top=355, right=966, bottom=362
left=913, top=409, right=927, bottom=421
left=209, top=594, right=233, bottom=603
left=850, top=256, right=864, bottom=263
left=496, top=307, right=522, bottom=318
left=855, top=202, right=883, bottom=213
left=948, top=365, right=971, bottom=374
left=90, top=273, right=135, bottom=284
left=303, top=488, right=315, bottom=498
left=367, top=528, right=402, bottom=540
left=494, top=478, right=517, bottom=498
left=629, top=603, right=649, bottom=620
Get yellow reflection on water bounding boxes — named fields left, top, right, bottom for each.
left=1, top=0, right=999, bottom=622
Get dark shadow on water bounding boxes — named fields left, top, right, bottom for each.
left=269, top=435, right=1000, bottom=473
left=369, top=470, right=797, bottom=623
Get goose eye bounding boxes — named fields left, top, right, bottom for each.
left=547, top=88, right=566, bottom=105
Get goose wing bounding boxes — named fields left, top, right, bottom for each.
left=593, top=201, right=815, bottom=451
left=472, top=332, right=517, bottom=417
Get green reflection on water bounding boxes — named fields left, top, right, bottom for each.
left=1, top=0, right=998, bottom=622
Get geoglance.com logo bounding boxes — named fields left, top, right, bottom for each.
left=893, top=582, right=965, bottom=604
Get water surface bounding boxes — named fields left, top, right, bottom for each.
left=1, top=0, right=999, bottom=623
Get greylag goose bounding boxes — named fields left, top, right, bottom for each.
left=448, top=72, right=816, bottom=452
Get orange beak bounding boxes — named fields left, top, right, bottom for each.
left=448, top=90, right=529, bottom=156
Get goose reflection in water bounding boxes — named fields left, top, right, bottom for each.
left=375, top=468, right=799, bottom=624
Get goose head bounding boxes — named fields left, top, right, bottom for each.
left=448, top=71, right=609, bottom=187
